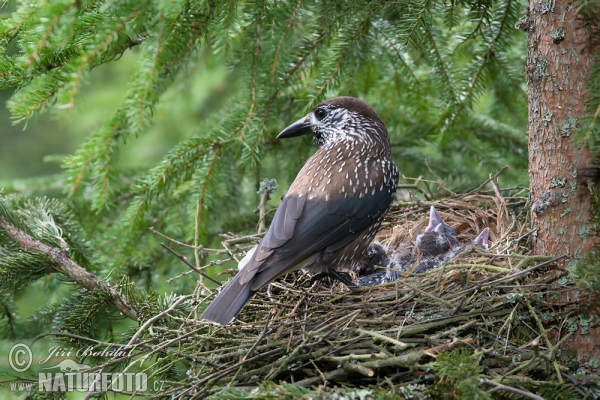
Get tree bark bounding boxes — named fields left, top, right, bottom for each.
left=526, top=0, right=600, bottom=365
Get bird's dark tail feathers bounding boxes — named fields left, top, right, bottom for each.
left=200, top=271, right=254, bottom=325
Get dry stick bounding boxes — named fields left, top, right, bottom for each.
left=484, top=379, right=545, bottom=400
left=294, top=369, right=346, bottom=387
left=497, top=228, right=539, bottom=254
left=491, top=174, right=510, bottom=235
left=242, top=311, right=273, bottom=362
left=449, top=263, right=511, bottom=273
left=166, top=269, right=196, bottom=283
left=423, top=337, right=476, bottom=358
left=0, top=217, right=138, bottom=321
left=324, top=338, right=474, bottom=379
left=82, top=294, right=197, bottom=399
left=290, top=338, right=365, bottom=372
left=34, top=331, right=107, bottom=346
left=160, top=243, right=222, bottom=286
left=322, top=352, right=389, bottom=363
left=400, top=281, right=455, bottom=308
left=424, top=159, right=458, bottom=196
left=445, top=255, right=565, bottom=300
left=429, top=320, right=477, bottom=340
left=150, top=226, right=196, bottom=249
left=397, top=309, right=511, bottom=337
left=238, top=349, right=340, bottom=385
left=523, top=299, right=568, bottom=384
left=255, top=183, right=271, bottom=234
left=263, top=314, right=352, bottom=381
left=310, top=359, right=330, bottom=383
left=355, top=328, right=408, bottom=349
left=177, top=348, right=285, bottom=399
left=560, top=371, right=593, bottom=395
left=501, top=305, right=519, bottom=356
left=396, top=182, right=432, bottom=201
left=343, top=362, right=374, bottom=377
left=457, top=166, right=509, bottom=199
left=194, top=199, right=206, bottom=286
left=222, top=232, right=266, bottom=246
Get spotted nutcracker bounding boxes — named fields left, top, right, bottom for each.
left=200, top=96, right=399, bottom=325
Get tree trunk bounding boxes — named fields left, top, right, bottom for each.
left=526, top=0, right=600, bottom=366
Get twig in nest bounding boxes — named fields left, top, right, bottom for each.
left=425, top=159, right=457, bottom=196
left=255, top=178, right=278, bottom=234
left=396, top=181, right=432, bottom=201
left=446, top=255, right=566, bottom=300
left=222, top=232, right=266, bottom=246
left=343, top=362, right=374, bottom=377
left=242, top=311, right=273, bottom=362
left=497, top=228, right=538, bottom=254
left=457, top=166, right=509, bottom=199
left=82, top=294, right=197, bottom=399
left=356, top=328, right=408, bottom=349
left=422, top=337, right=475, bottom=358
left=160, top=243, right=222, bottom=286
left=484, top=379, right=545, bottom=400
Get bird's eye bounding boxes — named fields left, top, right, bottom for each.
left=315, top=108, right=327, bottom=121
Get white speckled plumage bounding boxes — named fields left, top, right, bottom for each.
left=201, top=97, right=399, bottom=325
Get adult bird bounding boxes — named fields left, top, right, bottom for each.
left=200, top=97, right=399, bottom=325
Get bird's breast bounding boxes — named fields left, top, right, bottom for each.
left=287, top=145, right=395, bottom=203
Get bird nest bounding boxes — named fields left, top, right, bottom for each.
left=137, top=178, right=590, bottom=399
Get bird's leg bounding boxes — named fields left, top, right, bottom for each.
left=308, top=272, right=329, bottom=286
left=266, top=283, right=273, bottom=301
left=329, top=270, right=357, bottom=288
left=309, top=270, right=357, bottom=288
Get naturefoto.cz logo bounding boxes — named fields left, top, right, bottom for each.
left=8, top=343, right=151, bottom=393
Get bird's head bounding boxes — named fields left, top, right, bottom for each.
left=424, top=206, right=457, bottom=241
left=416, top=206, right=459, bottom=256
left=278, top=96, right=388, bottom=147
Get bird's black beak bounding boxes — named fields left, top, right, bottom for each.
left=277, top=116, right=312, bottom=139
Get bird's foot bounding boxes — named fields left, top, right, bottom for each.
left=309, top=270, right=357, bottom=288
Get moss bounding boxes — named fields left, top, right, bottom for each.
left=534, top=59, right=550, bottom=80
left=565, top=317, right=579, bottom=333
left=541, top=0, right=555, bottom=14
left=542, top=311, right=555, bottom=321
left=550, top=28, right=566, bottom=44
left=560, top=113, right=578, bottom=137
left=550, top=176, right=567, bottom=188
left=566, top=261, right=580, bottom=279
left=578, top=226, right=591, bottom=239
left=543, top=110, right=553, bottom=126
left=579, top=314, right=593, bottom=335
left=560, top=206, right=572, bottom=217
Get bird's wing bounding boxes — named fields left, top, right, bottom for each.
left=239, top=187, right=394, bottom=289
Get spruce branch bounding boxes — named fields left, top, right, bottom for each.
left=24, top=2, right=75, bottom=68
left=66, top=1, right=150, bottom=108
left=269, top=0, right=304, bottom=83
left=446, top=0, right=516, bottom=128
left=312, top=9, right=375, bottom=101
left=0, top=217, right=138, bottom=321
